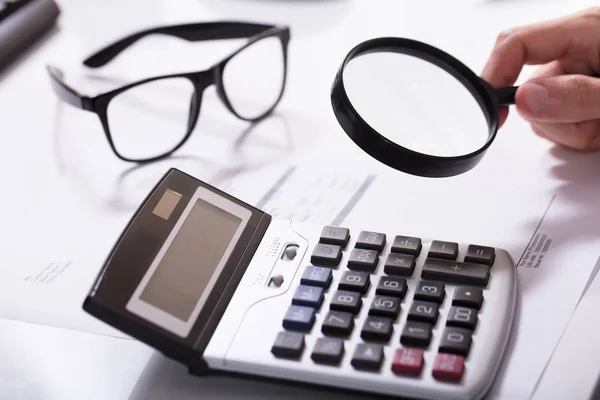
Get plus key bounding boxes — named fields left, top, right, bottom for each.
left=421, top=258, right=490, bottom=286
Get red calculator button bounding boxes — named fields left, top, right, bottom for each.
left=391, top=348, right=424, bottom=375
left=432, top=353, right=464, bottom=382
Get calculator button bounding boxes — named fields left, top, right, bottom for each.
left=400, top=321, right=433, bottom=347
left=452, top=287, right=483, bottom=309
left=292, top=285, right=324, bottom=308
left=338, top=271, right=370, bottom=294
left=300, top=266, right=332, bottom=288
left=351, top=343, right=384, bottom=370
left=369, top=295, right=401, bottom=319
left=432, top=353, right=465, bottom=382
left=414, top=281, right=445, bottom=303
left=376, top=276, right=407, bottom=298
left=428, top=240, right=458, bottom=260
left=310, top=243, right=342, bottom=266
left=361, top=316, right=393, bottom=342
left=271, top=331, right=305, bottom=359
left=407, top=300, right=439, bottom=324
left=322, top=311, right=354, bottom=336
left=446, top=306, right=478, bottom=330
left=392, top=348, right=424, bottom=376
left=421, top=258, right=490, bottom=286
left=283, top=305, right=316, bottom=331
left=311, top=337, right=345, bottom=365
left=355, top=231, right=386, bottom=252
left=319, top=226, right=350, bottom=247
left=391, top=235, right=422, bottom=256
left=330, top=290, right=362, bottom=314
left=439, top=327, right=472, bottom=356
left=347, top=248, right=379, bottom=272
left=465, top=244, right=496, bottom=266
left=383, top=253, right=415, bottom=276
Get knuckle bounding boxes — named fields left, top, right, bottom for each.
left=530, top=123, right=548, bottom=139
left=563, top=75, right=588, bottom=109
left=572, top=121, right=599, bottom=150
left=495, top=28, right=520, bottom=47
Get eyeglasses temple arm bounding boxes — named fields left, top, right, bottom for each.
left=83, top=22, right=278, bottom=68
left=46, top=65, right=92, bottom=110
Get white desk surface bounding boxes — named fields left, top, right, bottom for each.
left=1, top=0, right=599, bottom=399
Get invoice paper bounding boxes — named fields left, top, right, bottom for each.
left=0, top=162, right=375, bottom=338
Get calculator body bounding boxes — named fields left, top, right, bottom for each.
left=83, top=168, right=517, bottom=400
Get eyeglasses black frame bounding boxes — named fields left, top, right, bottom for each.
left=47, top=21, right=291, bottom=162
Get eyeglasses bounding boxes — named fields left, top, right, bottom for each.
left=47, top=21, right=290, bottom=162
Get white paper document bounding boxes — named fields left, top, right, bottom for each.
left=0, top=163, right=375, bottom=338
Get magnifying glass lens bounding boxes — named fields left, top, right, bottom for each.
left=343, top=52, right=489, bottom=157
left=331, top=37, right=518, bottom=177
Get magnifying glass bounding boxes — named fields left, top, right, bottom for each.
left=330, top=37, right=517, bottom=178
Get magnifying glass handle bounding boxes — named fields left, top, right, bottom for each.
left=496, top=86, right=518, bottom=105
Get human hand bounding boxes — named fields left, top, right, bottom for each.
left=481, top=7, right=600, bottom=151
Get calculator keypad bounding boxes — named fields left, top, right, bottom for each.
left=311, top=337, right=345, bottom=364
left=338, top=271, right=370, bottom=293
left=384, top=253, right=415, bottom=276
left=330, top=290, right=362, bottom=314
left=322, top=310, right=354, bottom=336
left=310, top=243, right=343, bottom=266
left=348, top=248, right=379, bottom=272
left=273, top=225, right=496, bottom=385
left=375, top=276, right=407, bottom=298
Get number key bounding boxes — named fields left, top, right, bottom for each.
left=330, top=290, right=362, bottom=314
left=376, top=276, right=407, bottom=298
left=361, top=316, right=393, bottom=342
left=369, top=295, right=401, bottom=319
left=407, top=300, right=439, bottom=324
left=414, top=281, right=445, bottom=303
left=400, top=321, right=432, bottom=347
left=338, top=271, right=370, bottom=294
left=439, top=327, right=472, bottom=356
left=322, top=310, right=354, bottom=336
left=446, top=306, right=478, bottom=330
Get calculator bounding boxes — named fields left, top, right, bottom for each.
left=83, top=168, right=517, bottom=400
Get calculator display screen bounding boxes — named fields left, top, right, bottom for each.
left=138, top=197, right=243, bottom=321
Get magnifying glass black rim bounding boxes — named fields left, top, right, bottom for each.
left=331, top=37, right=500, bottom=178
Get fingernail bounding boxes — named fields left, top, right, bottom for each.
left=521, top=83, right=548, bottom=115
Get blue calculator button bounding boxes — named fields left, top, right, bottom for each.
left=283, top=305, right=316, bottom=331
left=300, top=266, right=332, bottom=288
left=292, top=285, right=324, bottom=308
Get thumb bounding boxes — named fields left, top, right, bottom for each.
left=515, top=74, right=600, bottom=123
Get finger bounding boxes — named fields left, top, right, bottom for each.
left=530, top=60, right=564, bottom=79
left=516, top=74, right=600, bottom=122
left=530, top=119, right=600, bottom=151
left=481, top=8, right=600, bottom=88
left=497, top=106, right=509, bottom=128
